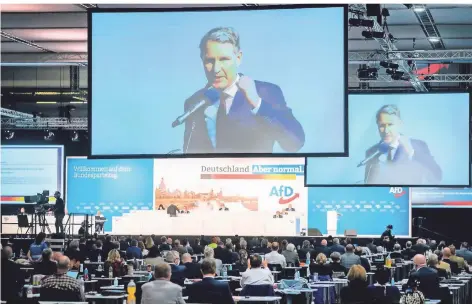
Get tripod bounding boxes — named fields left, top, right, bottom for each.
left=34, top=213, right=51, bottom=234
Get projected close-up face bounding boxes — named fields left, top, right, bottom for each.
left=202, top=40, right=241, bottom=90
left=377, top=112, right=402, bottom=145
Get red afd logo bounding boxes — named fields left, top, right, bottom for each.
left=389, top=187, right=406, bottom=198
left=270, top=186, right=300, bottom=205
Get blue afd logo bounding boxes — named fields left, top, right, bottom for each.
left=270, top=186, right=294, bottom=197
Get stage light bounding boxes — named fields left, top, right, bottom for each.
left=44, top=130, right=55, bottom=141
left=3, top=130, right=15, bottom=140
left=357, top=67, right=378, bottom=80
left=413, top=6, right=425, bottom=12
left=380, top=61, right=389, bottom=68
left=362, top=31, right=384, bottom=39
left=428, top=37, right=441, bottom=42
left=349, top=18, right=374, bottom=28
left=389, top=63, right=399, bottom=70
left=391, top=71, right=405, bottom=81
left=380, top=61, right=399, bottom=70
left=386, top=68, right=394, bottom=75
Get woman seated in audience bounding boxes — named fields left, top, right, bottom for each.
left=282, top=243, right=300, bottom=267
left=310, top=253, right=333, bottom=279
left=280, top=239, right=288, bottom=253
left=27, top=232, right=48, bottom=262
left=145, top=245, right=164, bottom=267
left=234, top=249, right=249, bottom=273
left=340, top=265, right=370, bottom=304
left=33, top=248, right=57, bottom=275
left=329, top=252, right=348, bottom=275
left=368, top=267, right=401, bottom=303
left=139, top=241, right=148, bottom=257
left=105, top=249, right=127, bottom=277
left=144, top=236, right=158, bottom=256
left=199, top=246, right=223, bottom=276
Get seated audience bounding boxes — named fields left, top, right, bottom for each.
left=126, top=239, right=143, bottom=259
left=449, top=244, right=469, bottom=271
left=105, top=249, right=127, bottom=277
left=159, top=236, right=172, bottom=252
left=354, top=246, right=371, bottom=272
left=368, top=267, right=401, bottom=303
left=200, top=246, right=223, bottom=276
left=40, top=256, right=85, bottom=302
left=434, top=249, right=451, bottom=273
left=65, top=240, right=85, bottom=270
left=298, top=240, right=312, bottom=261
left=88, top=240, right=104, bottom=262
left=27, top=232, right=48, bottom=262
left=1, top=246, right=25, bottom=303
left=166, top=250, right=186, bottom=286
left=407, top=254, right=440, bottom=299
left=442, top=247, right=461, bottom=274
left=254, top=238, right=271, bottom=254
left=402, top=241, right=416, bottom=260
left=412, top=239, right=429, bottom=255
left=182, top=238, right=194, bottom=255
left=457, top=242, right=472, bottom=264
left=234, top=249, right=249, bottom=273
left=427, top=253, right=449, bottom=279
left=141, top=262, right=185, bottom=304
left=187, top=258, right=234, bottom=304
left=173, top=239, right=188, bottom=256
left=182, top=253, right=202, bottom=279
left=329, top=252, right=348, bottom=275
left=139, top=241, right=148, bottom=257
left=310, top=253, right=333, bottom=279
left=282, top=243, right=300, bottom=266
left=102, top=235, right=115, bottom=258
left=208, top=236, right=218, bottom=249
left=227, top=243, right=239, bottom=263
left=341, top=244, right=361, bottom=270
left=119, top=236, right=129, bottom=251
left=366, top=239, right=377, bottom=254
left=240, top=254, right=274, bottom=288
left=193, top=238, right=204, bottom=255
left=145, top=236, right=159, bottom=256
left=340, top=265, right=370, bottom=304
left=34, top=248, right=57, bottom=275
left=330, top=238, right=345, bottom=254
left=145, top=245, right=164, bottom=267
left=316, top=239, right=332, bottom=258
left=265, top=242, right=287, bottom=268
left=389, top=243, right=403, bottom=260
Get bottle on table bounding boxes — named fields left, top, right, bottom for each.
left=306, top=252, right=311, bottom=265
left=222, top=265, right=228, bottom=279
left=295, top=270, right=300, bottom=280
left=83, top=268, right=89, bottom=281
left=113, top=277, right=119, bottom=287
left=20, top=249, right=24, bottom=258
left=98, top=253, right=101, bottom=263
left=314, top=272, right=319, bottom=282
left=109, top=266, right=113, bottom=279
left=79, top=263, right=84, bottom=273
left=127, top=279, right=136, bottom=304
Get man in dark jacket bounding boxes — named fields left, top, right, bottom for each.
left=1, top=246, right=25, bottom=302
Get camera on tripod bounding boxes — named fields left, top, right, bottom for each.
left=34, top=190, right=51, bottom=214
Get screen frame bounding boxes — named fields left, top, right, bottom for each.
left=87, top=4, right=349, bottom=159
left=304, top=91, right=472, bottom=188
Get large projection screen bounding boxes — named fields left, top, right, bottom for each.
left=306, top=93, right=470, bottom=187
left=1, top=145, right=64, bottom=204
left=89, top=5, right=347, bottom=158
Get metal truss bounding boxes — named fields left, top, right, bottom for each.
left=349, top=49, right=472, bottom=64
left=350, top=74, right=472, bottom=83
left=348, top=4, right=428, bottom=92
left=1, top=53, right=88, bottom=65
left=0, top=108, right=34, bottom=119
left=1, top=117, right=88, bottom=130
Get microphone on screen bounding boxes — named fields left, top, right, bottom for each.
left=357, top=142, right=390, bottom=167
left=171, top=87, right=219, bottom=128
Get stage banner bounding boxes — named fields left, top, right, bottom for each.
left=151, top=158, right=307, bottom=236
left=307, top=187, right=411, bottom=237
left=66, top=157, right=154, bottom=232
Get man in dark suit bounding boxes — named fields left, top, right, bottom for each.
left=159, top=236, right=172, bottom=252
left=457, top=242, right=472, bottom=264
left=166, top=251, right=186, bottom=287
left=330, top=238, right=345, bottom=255
left=412, top=239, right=430, bottom=255
left=366, top=239, right=377, bottom=254
left=285, top=204, right=296, bottom=212
left=406, top=254, right=440, bottom=299
left=182, top=253, right=202, bottom=279
left=315, top=239, right=331, bottom=258
left=182, top=27, right=305, bottom=154
left=402, top=241, right=417, bottom=260
left=53, top=191, right=65, bottom=234
left=167, top=203, right=179, bottom=217
left=187, top=258, right=234, bottom=304
left=364, top=104, right=442, bottom=185
left=193, top=238, right=204, bottom=255
left=1, top=246, right=25, bottom=303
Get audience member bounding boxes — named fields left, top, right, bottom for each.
left=119, top=236, right=129, bottom=251
left=340, top=265, right=370, bottom=304
left=255, top=238, right=271, bottom=254
left=182, top=253, right=202, bottom=279
left=366, top=239, right=377, bottom=254
left=88, top=240, right=104, bottom=262
left=208, top=237, right=218, bottom=249
left=105, top=249, right=126, bottom=277
left=141, top=262, right=185, bottom=304
left=407, top=254, right=440, bottom=299
left=442, top=247, right=461, bottom=274
left=329, top=252, right=348, bottom=275
left=341, top=244, right=361, bottom=269
left=240, top=254, right=274, bottom=287
left=449, top=244, right=469, bottom=271
left=402, top=241, right=416, bottom=260
left=457, top=242, right=472, bottom=264
left=282, top=243, right=300, bottom=267
left=166, top=250, right=186, bottom=286
left=330, top=238, right=345, bottom=254
left=27, top=232, right=48, bottom=262
left=200, top=246, right=223, bottom=276
left=159, top=236, right=172, bottom=252
left=316, top=239, right=331, bottom=258
left=34, top=248, right=57, bottom=275
left=427, top=253, right=449, bottom=279
left=368, top=267, right=401, bottom=303
left=298, top=240, right=312, bottom=261
left=390, top=243, right=403, bottom=260
left=65, top=240, right=84, bottom=270
left=354, top=246, right=371, bottom=272
left=193, top=237, right=204, bottom=255
left=187, top=258, right=234, bottom=304
left=173, top=239, right=188, bottom=256
left=182, top=238, right=194, bottom=255
left=265, top=242, right=287, bottom=268
left=1, top=246, right=25, bottom=302
left=434, top=249, right=451, bottom=273
left=412, top=239, right=429, bottom=255
left=40, top=256, right=85, bottom=302
left=102, top=235, right=114, bottom=259
left=310, top=253, right=333, bottom=278
left=145, top=245, right=165, bottom=267
left=126, top=239, right=143, bottom=259
left=234, top=249, right=249, bottom=273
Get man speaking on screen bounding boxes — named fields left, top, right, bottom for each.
left=363, top=104, right=442, bottom=185
left=180, top=27, right=305, bottom=153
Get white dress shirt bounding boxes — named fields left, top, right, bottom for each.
left=378, top=137, right=414, bottom=163
left=264, top=250, right=287, bottom=268
left=240, top=267, right=274, bottom=288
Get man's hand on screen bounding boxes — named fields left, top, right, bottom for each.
left=399, top=135, right=414, bottom=158
left=237, top=75, right=261, bottom=109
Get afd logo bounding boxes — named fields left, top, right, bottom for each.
left=389, top=187, right=406, bottom=198
left=270, top=186, right=300, bottom=204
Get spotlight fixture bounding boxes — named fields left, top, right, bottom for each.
left=44, top=130, right=55, bottom=141
left=391, top=71, right=405, bottom=80
left=357, top=67, right=378, bottom=80
left=380, top=61, right=399, bottom=70
left=3, top=130, right=15, bottom=140
left=348, top=18, right=374, bottom=28
left=362, top=30, right=385, bottom=39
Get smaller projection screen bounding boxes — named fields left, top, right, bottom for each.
left=306, top=93, right=470, bottom=187
left=1, top=145, right=64, bottom=204
left=89, top=5, right=347, bottom=157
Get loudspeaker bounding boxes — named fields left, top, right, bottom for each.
left=366, top=4, right=381, bottom=16
left=308, top=228, right=323, bottom=236
left=344, top=229, right=358, bottom=237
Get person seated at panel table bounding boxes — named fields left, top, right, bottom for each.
left=285, top=204, right=295, bottom=212
left=179, top=206, right=190, bottom=214
left=157, top=203, right=165, bottom=210
left=218, top=202, right=229, bottom=211
left=273, top=211, right=283, bottom=218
